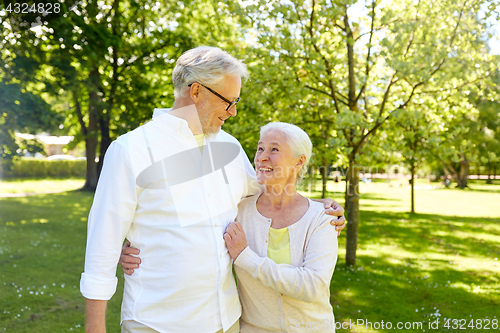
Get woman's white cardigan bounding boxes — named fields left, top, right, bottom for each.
left=234, top=195, right=338, bottom=333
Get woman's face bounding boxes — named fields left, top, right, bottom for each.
left=254, top=130, right=304, bottom=187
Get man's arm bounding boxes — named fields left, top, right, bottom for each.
left=81, top=141, right=137, bottom=328
left=85, top=299, right=108, bottom=333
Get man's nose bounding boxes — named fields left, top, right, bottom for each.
left=227, top=105, right=237, bottom=117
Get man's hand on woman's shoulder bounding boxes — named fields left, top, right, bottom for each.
left=312, top=198, right=346, bottom=235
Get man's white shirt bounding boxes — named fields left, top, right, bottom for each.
left=80, top=109, right=261, bottom=333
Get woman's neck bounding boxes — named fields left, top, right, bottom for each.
left=261, top=184, right=301, bottom=210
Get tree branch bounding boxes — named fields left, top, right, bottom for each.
left=355, top=0, right=376, bottom=104
left=344, top=7, right=357, bottom=109
left=415, top=76, right=488, bottom=96
left=119, top=36, right=172, bottom=74
left=402, top=0, right=421, bottom=58
left=428, top=0, right=467, bottom=78
left=73, top=89, right=87, bottom=136
left=304, top=0, right=345, bottom=114
left=378, top=72, right=398, bottom=117
left=304, top=84, right=333, bottom=98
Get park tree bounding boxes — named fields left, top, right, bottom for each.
left=434, top=100, right=480, bottom=188
left=0, top=17, right=62, bottom=174
left=473, top=72, right=500, bottom=183
left=238, top=0, right=498, bottom=265
left=2, top=0, right=246, bottom=190
left=388, top=106, right=438, bottom=213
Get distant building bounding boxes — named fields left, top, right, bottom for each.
left=15, top=133, right=76, bottom=157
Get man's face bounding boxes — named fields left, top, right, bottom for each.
left=197, top=75, right=242, bottom=134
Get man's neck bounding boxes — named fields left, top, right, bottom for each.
left=169, top=100, right=203, bottom=135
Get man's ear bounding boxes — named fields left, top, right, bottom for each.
left=190, top=83, right=201, bottom=103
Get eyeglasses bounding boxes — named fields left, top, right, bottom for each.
left=188, top=82, right=241, bottom=112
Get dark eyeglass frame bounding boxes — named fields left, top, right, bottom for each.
left=188, top=82, right=241, bottom=112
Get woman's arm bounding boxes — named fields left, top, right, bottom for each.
left=225, top=218, right=338, bottom=303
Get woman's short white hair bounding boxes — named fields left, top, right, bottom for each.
left=172, top=46, right=249, bottom=98
left=260, top=122, right=313, bottom=182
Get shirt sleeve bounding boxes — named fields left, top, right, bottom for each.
left=80, top=141, right=137, bottom=300
left=234, top=214, right=338, bottom=303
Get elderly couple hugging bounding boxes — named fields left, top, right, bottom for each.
left=81, top=46, right=346, bottom=333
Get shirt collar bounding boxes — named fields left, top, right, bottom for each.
left=152, top=108, right=222, bottom=141
left=152, top=108, right=191, bottom=137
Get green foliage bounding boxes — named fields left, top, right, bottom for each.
left=0, top=80, right=61, bottom=172
left=3, top=158, right=86, bottom=178
left=16, top=139, right=47, bottom=157
left=470, top=71, right=500, bottom=180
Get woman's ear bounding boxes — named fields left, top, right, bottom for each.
left=296, top=155, right=306, bottom=168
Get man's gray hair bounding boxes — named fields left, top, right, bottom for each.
left=172, top=46, right=249, bottom=98
left=260, top=122, right=313, bottom=182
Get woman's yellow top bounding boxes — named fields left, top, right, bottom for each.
left=267, top=227, right=291, bottom=265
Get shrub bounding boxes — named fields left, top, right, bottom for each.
left=4, top=157, right=86, bottom=178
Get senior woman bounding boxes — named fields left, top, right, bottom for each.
left=224, top=122, right=338, bottom=332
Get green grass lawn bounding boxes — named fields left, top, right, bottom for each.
left=0, top=178, right=85, bottom=195
left=0, top=179, right=499, bottom=332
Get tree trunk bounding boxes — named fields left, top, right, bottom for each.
left=456, top=156, right=469, bottom=189
left=97, top=113, right=111, bottom=180
left=344, top=165, right=350, bottom=214
left=346, top=158, right=360, bottom=266
left=321, top=159, right=328, bottom=199
left=80, top=68, right=100, bottom=192
left=410, top=161, right=415, bottom=214
left=486, top=163, right=492, bottom=184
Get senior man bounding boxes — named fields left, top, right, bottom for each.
left=80, top=46, right=345, bottom=333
